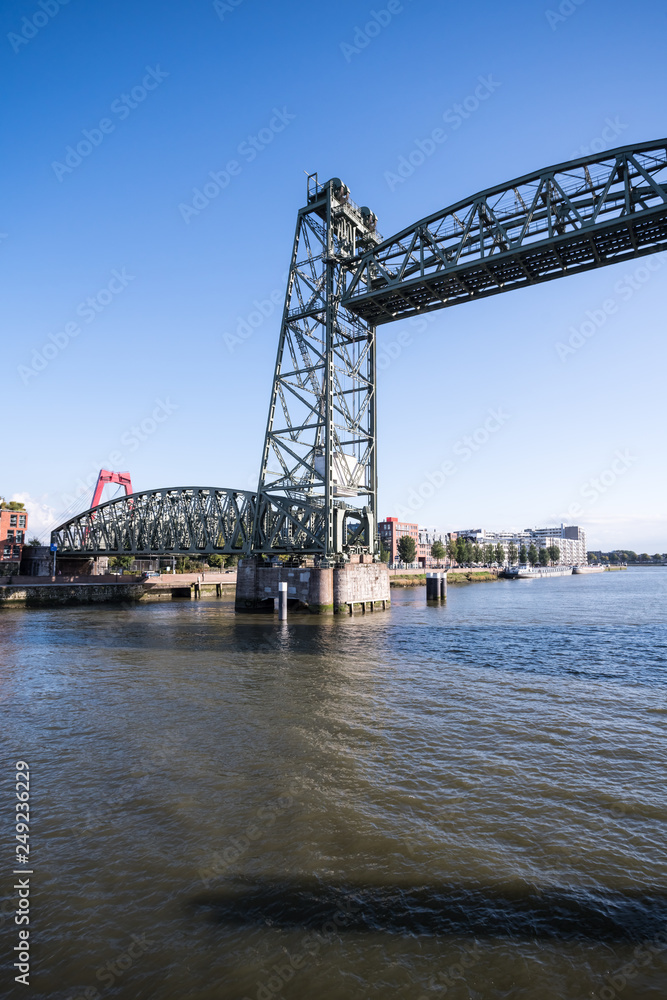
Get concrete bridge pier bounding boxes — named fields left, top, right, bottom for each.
left=235, top=558, right=390, bottom=615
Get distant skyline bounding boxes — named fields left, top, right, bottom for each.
left=2, top=0, right=666, bottom=551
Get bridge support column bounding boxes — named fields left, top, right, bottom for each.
left=235, top=558, right=390, bottom=615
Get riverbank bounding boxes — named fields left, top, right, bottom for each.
left=390, top=570, right=498, bottom=587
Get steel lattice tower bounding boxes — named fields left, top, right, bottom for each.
left=252, top=176, right=383, bottom=560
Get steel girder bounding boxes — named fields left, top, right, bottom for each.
left=341, top=139, right=667, bottom=323
left=50, top=486, right=370, bottom=557
left=51, top=487, right=256, bottom=557
left=251, top=175, right=382, bottom=557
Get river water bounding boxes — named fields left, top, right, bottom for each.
left=2, top=568, right=666, bottom=1000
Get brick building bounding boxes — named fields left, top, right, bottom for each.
left=378, top=517, right=445, bottom=568
left=0, top=504, right=28, bottom=573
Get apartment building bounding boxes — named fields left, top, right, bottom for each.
left=0, top=505, right=28, bottom=572
left=455, top=525, right=587, bottom=566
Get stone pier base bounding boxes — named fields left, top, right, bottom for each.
left=235, top=559, right=390, bottom=615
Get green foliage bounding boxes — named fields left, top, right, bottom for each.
left=519, top=544, right=528, bottom=564
left=0, top=500, right=25, bottom=510
left=547, top=545, right=560, bottom=564
left=495, top=543, right=505, bottom=565
left=109, top=555, right=134, bottom=571
left=430, top=540, right=446, bottom=563
left=538, top=547, right=549, bottom=566
left=397, top=534, right=416, bottom=564
left=484, top=543, right=495, bottom=564
left=472, top=543, right=482, bottom=564
left=379, top=541, right=391, bottom=563
left=508, top=543, right=518, bottom=565
left=208, top=554, right=224, bottom=568
left=28, top=537, right=42, bottom=546
left=527, top=543, right=539, bottom=566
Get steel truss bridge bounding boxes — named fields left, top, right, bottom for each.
left=52, top=139, right=667, bottom=561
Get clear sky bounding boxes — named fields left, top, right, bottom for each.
left=2, top=0, right=666, bottom=552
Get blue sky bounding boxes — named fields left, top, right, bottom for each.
left=2, top=0, right=666, bottom=551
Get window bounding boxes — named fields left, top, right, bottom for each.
left=18, top=516, right=26, bottom=528
left=16, top=531, right=24, bottom=543
left=9, top=514, right=17, bottom=526
left=6, top=531, right=14, bottom=541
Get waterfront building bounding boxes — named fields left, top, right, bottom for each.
left=378, top=517, right=446, bottom=568
left=0, top=503, right=28, bottom=574
left=454, top=524, right=587, bottom=566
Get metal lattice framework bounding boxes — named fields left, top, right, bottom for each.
left=342, top=139, right=667, bottom=323
left=52, top=139, right=667, bottom=559
left=49, top=486, right=370, bottom=557
left=252, top=175, right=382, bottom=558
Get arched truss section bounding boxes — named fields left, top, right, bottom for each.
left=342, top=139, right=667, bottom=323
left=50, top=487, right=372, bottom=557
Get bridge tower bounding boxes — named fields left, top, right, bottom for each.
left=251, top=175, right=383, bottom=561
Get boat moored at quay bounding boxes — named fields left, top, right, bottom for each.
left=502, top=565, right=574, bottom=579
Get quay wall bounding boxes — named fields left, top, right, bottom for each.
left=0, top=583, right=145, bottom=606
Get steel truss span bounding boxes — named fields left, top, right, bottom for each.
left=52, top=140, right=667, bottom=559
left=342, top=139, right=667, bottom=324
left=50, top=486, right=369, bottom=557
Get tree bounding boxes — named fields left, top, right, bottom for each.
left=508, top=543, right=518, bottom=565
left=472, top=543, right=482, bottom=564
left=484, top=543, right=495, bottom=565
left=538, top=547, right=549, bottom=567
left=109, top=555, right=134, bottom=571
left=447, top=538, right=458, bottom=565
left=519, top=544, right=528, bottom=564
left=431, top=540, right=446, bottom=565
left=527, top=543, right=539, bottom=566
left=397, top=535, right=416, bottom=565
left=27, top=537, right=42, bottom=546
left=208, top=554, right=224, bottom=568
left=464, top=540, right=473, bottom=565
left=547, top=545, right=560, bottom=565
left=495, top=543, right=505, bottom=566
left=379, top=541, right=390, bottom=564
left=455, top=536, right=467, bottom=565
